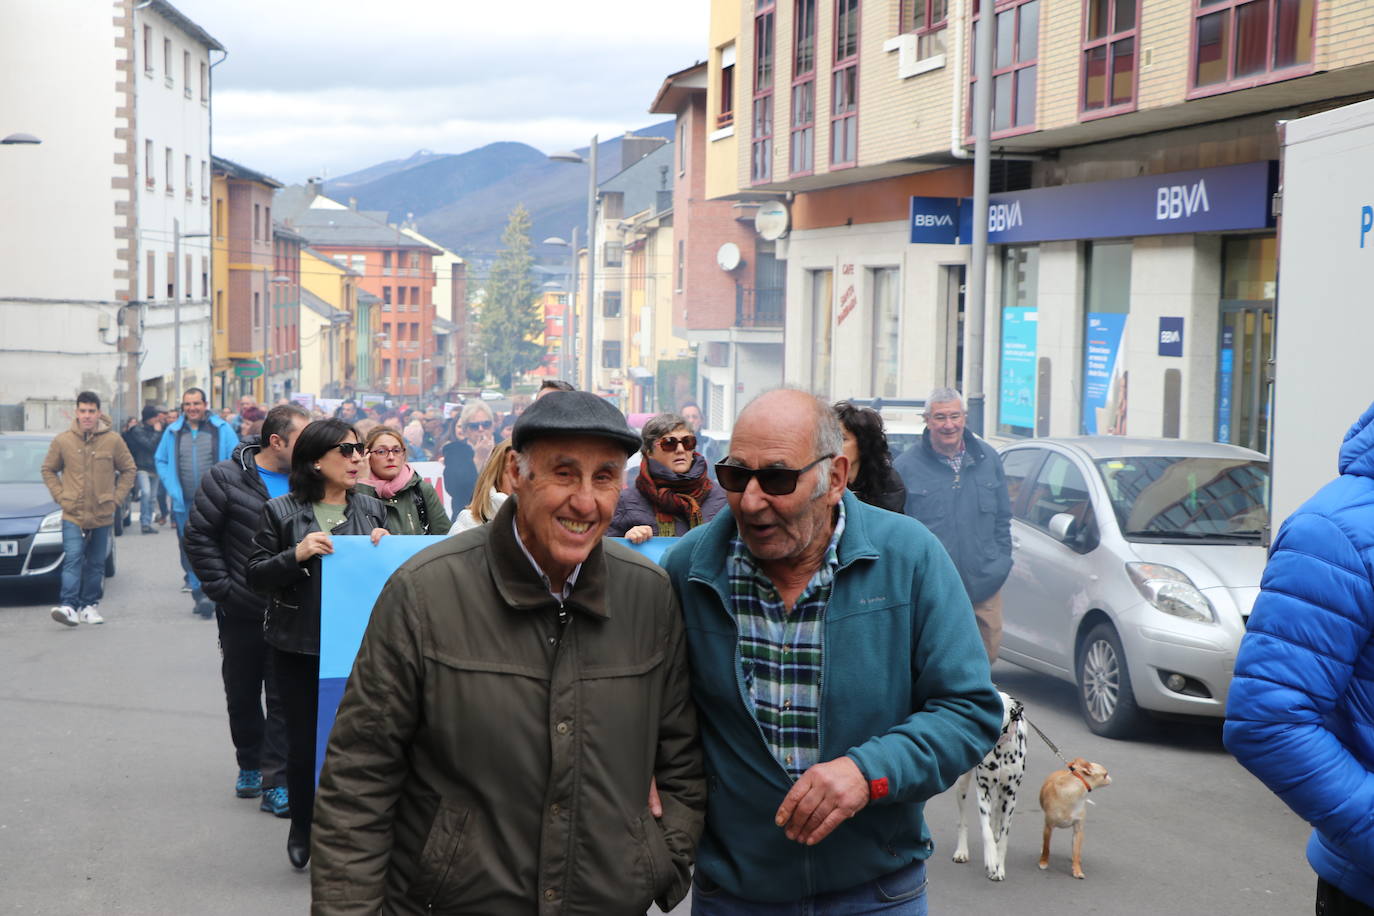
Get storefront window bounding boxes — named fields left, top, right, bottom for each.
left=1222, top=235, right=1277, bottom=301
left=998, top=246, right=1039, bottom=437
left=1218, top=235, right=1276, bottom=452
left=809, top=268, right=834, bottom=397
left=1082, top=240, right=1132, bottom=435
left=871, top=267, right=901, bottom=398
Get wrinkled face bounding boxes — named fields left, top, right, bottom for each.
left=367, top=433, right=406, bottom=481
left=650, top=425, right=695, bottom=474
left=925, top=399, right=966, bottom=455
left=237, top=396, right=255, bottom=413
left=318, top=432, right=365, bottom=491
left=76, top=402, right=99, bottom=432
left=841, top=427, right=860, bottom=485
left=510, top=436, right=625, bottom=587
left=181, top=392, right=207, bottom=425
left=680, top=405, right=703, bottom=433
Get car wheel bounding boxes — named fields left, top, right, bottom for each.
left=104, top=540, right=116, bottom=578
left=1075, top=622, right=1145, bottom=739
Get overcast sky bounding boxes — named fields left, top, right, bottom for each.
left=171, top=0, right=708, bottom=183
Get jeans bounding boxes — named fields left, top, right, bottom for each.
left=692, top=860, right=928, bottom=916
left=59, top=522, right=110, bottom=609
left=273, top=648, right=320, bottom=841
left=135, top=470, right=157, bottom=530
left=173, top=510, right=202, bottom=597
left=217, top=610, right=287, bottom=787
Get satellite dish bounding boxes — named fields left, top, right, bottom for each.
left=755, top=200, right=790, bottom=240
left=716, top=242, right=742, bottom=272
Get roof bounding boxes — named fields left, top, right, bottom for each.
left=357, top=289, right=381, bottom=304
left=273, top=223, right=308, bottom=244
left=146, top=0, right=224, bottom=51
left=649, top=61, right=708, bottom=115
left=213, top=155, right=283, bottom=189
left=599, top=142, right=674, bottom=216
left=300, top=289, right=350, bottom=322
left=300, top=246, right=360, bottom=276
left=275, top=185, right=440, bottom=251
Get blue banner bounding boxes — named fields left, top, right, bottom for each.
left=1082, top=313, right=1128, bottom=435
left=999, top=307, right=1038, bottom=428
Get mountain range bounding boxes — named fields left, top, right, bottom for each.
left=322, top=120, right=676, bottom=266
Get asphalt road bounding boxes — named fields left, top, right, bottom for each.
left=1, top=527, right=1313, bottom=914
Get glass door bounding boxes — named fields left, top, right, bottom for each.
left=1216, top=302, right=1273, bottom=453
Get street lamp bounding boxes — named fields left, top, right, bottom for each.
left=542, top=233, right=580, bottom=384
left=548, top=136, right=598, bottom=392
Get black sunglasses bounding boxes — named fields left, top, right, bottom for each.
left=331, top=442, right=366, bottom=458
left=657, top=435, right=697, bottom=453
left=465, top=420, right=493, bottom=431
left=714, top=455, right=835, bottom=496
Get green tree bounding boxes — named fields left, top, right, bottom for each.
left=474, top=204, right=545, bottom=389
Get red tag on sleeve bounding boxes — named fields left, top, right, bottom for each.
left=868, top=778, right=889, bottom=801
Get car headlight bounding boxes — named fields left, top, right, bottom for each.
left=39, top=510, right=63, bottom=533
left=1126, top=562, right=1216, bottom=624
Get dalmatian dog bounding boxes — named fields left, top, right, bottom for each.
left=952, top=691, right=1027, bottom=881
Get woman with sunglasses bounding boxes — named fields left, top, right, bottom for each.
left=355, top=427, right=452, bottom=535
left=247, top=419, right=390, bottom=871
left=609, top=412, right=728, bottom=543
left=441, top=401, right=495, bottom=512
left=833, top=400, right=908, bottom=513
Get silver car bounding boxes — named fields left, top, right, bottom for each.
left=996, top=437, right=1268, bottom=738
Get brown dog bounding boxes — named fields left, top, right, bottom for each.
left=1038, top=757, right=1111, bottom=879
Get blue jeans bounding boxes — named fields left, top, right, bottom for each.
left=691, top=860, right=928, bottom=916
left=174, top=510, right=202, bottom=597
left=59, top=522, right=110, bottom=609
left=136, top=470, right=157, bottom=530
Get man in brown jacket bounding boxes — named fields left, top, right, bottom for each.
left=312, top=391, right=704, bottom=915
left=41, top=391, right=136, bottom=626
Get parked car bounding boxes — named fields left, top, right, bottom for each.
left=0, top=433, right=116, bottom=595
left=996, top=436, right=1268, bottom=738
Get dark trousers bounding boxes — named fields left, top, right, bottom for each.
left=216, top=610, right=287, bottom=787
left=273, top=647, right=320, bottom=840
left=1318, top=878, right=1374, bottom=915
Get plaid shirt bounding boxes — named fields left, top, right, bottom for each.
left=727, top=503, right=846, bottom=780
left=940, top=443, right=968, bottom=475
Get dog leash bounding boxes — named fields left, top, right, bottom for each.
left=1020, top=710, right=1072, bottom=767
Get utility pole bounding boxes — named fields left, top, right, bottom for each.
left=965, top=0, right=995, bottom=436
left=583, top=136, right=597, bottom=392
left=567, top=225, right=579, bottom=383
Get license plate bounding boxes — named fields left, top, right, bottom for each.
left=0, top=541, right=17, bottom=557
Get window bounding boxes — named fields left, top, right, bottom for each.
left=147, top=251, right=156, bottom=298
left=999, top=245, right=1040, bottom=436
left=752, top=2, right=776, bottom=183
left=1001, top=447, right=1043, bottom=511
left=398, top=286, right=407, bottom=306
left=970, top=0, right=1039, bottom=136
left=164, top=147, right=173, bottom=192
left=678, top=120, right=687, bottom=174
left=383, top=250, right=392, bottom=274
left=871, top=267, right=901, bottom=397
left=215, top=198, right=225, bottom=238
left=253, top=291, right=260, bottom=329
left=677, top=240, right=685, bottom=291
left=602, top=340, right=622, bottom=369
left=604, top=241, right=624, bottom=267
left=144, top=140, right=155, bottom=188
left=603, top=291, right=622, bottom=318
left=831, top=0, right=859, bottom=166
left=201, top=256, right=208, bottom=298
left=183, top=51, right=191, bottom=97
left=901, top=0, right=949, bottom=58
left=166, top=252, right=176, bottom=298
left=1191, top=0, right=1315, bottom=94
left=253, top=204, right=261, bottom=241
left=184, top=155, right=192, bottom=198
left=1082, top=240, right=1132, bottom=435
left=383, top=286, right=392, bottom=308
left=809, top=269, right=834, bottom=396
left=163, top=38, right=172, bottom=82
left=142, top=25, right=153, bottom=73
left=1082, top=0, right=1138, bottom=115
left=719, top=44, right=736, bottom=127
left=200, top=60, right=208, bottom=101
left=1024, top=453, right=1098, bottom=552
left=791, top=0, right=817, bottom=175
left=265, top=206, right=272, bottom=239
left=352, top=253, right=367, bottom=274
left=200, top=160, right=207, bottom=199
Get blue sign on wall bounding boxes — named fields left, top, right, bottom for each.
left=1217, top=327, right=1235, bottom=443
left=909, top=196, right=964, bottom=244
left=999, top=307, right=1038, bottom=428
left=1082, top=313, right=1128, bottom=435
left=1158, top=317, right=1184, bottom=357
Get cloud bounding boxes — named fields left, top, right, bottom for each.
left=170, top=0, right=707, bottom=181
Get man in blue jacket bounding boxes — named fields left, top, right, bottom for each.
left=662, top=388, right=1001, bottom=913
left=155, top=387, right=237, bottom=615
left=1225, top=401, right=1374, bottom=913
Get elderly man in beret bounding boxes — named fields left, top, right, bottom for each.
left=311, top=391, right=705, bottom=916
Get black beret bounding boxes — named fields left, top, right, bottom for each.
left=511, top=390, right=640, bottom=456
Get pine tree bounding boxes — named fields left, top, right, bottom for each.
left=474, top=205, right=545, bottom=390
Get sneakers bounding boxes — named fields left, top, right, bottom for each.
left=235, top=769, right=263, bottom=798
left=77, top=605, right=104, bottom=625
left=180, top=585, right=193, bottom=594
left=51, top=605, right=78, bottom=627
left=141, top=526, right=158, bottom=534
left=259, top=786, right=290, bottom=817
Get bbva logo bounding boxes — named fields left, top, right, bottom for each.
left=1156, top=180, right=1210, bottom=220
left=913, top=213, right=955, bottom=227
left=988, top=201, right=1023, bottom=232
left=1160, top=330, right=1182, bottom=344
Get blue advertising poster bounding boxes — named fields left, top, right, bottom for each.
left=909, top=196, right=963, bottom=244
left=315, top=535, right=679, bottom=782
left=1217, top=326, right=1234, bottom=443
left=1082, top=313, right=1128, bottom=435
left=999, top=307, right=1038, bottom=428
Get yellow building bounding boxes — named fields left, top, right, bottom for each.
left=298, top=247, right=360, bottom=398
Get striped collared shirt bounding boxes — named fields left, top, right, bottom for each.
left=727, top=503, right=846, bottom=780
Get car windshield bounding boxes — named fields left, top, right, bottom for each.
left=1093, top=455, right=1268, bottom=540
left=0, top=440, right=51, bottom=484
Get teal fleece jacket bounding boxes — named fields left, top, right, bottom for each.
left=662, top=490, right=1001, bottom=902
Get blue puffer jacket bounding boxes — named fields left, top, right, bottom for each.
left=1224, top=402, right=1374, bottom=907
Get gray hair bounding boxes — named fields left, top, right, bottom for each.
left=640, top=412, right=690, bottom=455
left=458, top=400, right=494, bottom=426
left=923, top=387, right=965, bottom=415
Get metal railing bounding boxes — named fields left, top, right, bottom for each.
left=736, top=286, right=785, bottom=328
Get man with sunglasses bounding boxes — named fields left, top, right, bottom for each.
left=892, top=387, right=1014, bottom=663
left=662, top=388, right=1001, bottom=914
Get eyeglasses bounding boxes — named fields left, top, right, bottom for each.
left=331, top=442, right=366, bottom=458
left=656, top=435, right=697, bottom=453
left=926, top=412, right=965, bottom=424
left=370, top=446, right=405, bottom=458
left=465, top=420, right=493, bottom=431
left=714, top=455, right=836, bottom=496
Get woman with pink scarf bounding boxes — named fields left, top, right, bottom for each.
left=354, top=428, right=451, bottom=535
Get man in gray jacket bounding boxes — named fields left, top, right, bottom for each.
left=312, top=391, right=704, bottom=915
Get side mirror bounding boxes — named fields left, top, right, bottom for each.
left=1048, top=512, right=1078, bottom=542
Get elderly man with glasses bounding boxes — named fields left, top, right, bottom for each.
left=662, top=387, right=1000, bottom=915
left=893, top=387, right=1014, bottom=663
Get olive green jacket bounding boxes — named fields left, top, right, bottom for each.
left=311, top=496, right=704, bottom=915
left=40, top=415, right=137, bottom=529
left=355, top=471, right=451, bottom=536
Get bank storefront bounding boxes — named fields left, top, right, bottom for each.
left=912, top=160, right=1276, bottom=447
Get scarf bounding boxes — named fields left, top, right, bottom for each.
left=635, top=454, right=713, bottom=537
left=362, top=465, right=415, bottom=500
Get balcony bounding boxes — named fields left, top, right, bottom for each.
left=736, top=286, right=784, bottom=328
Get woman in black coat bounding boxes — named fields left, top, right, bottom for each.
left=608, top=412, right=728, bottom=542
left=834, top=401, right=908, bottom=513
left=246, top=419, right=389, bottom=870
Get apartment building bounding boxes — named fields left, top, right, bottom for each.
left=711, top=0, right=1374, bottom=449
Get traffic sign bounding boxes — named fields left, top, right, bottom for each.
left=234, top=359, right=265, bottom=379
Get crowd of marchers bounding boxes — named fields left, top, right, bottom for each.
left=35, top=377, right=1374, bottom=913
